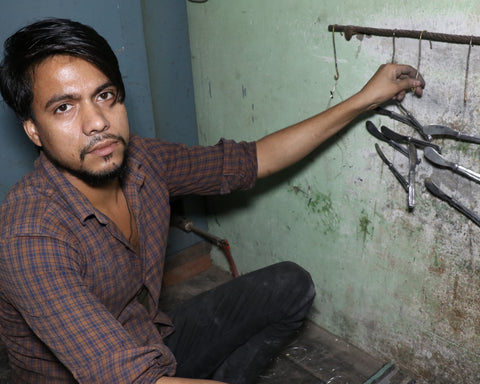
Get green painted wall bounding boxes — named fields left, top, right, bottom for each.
left=187, top=1, right=480, bottom=382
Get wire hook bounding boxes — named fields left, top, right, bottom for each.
left=464, top=36, right=473, bottom=103
left=417, top=30, right=426, bottom=75
left=391, top=30, right=396, bottom=63
left=330, top=25, right=340, bottom=98
left=332, top=25, right=340, bottom=81
left=411, top=30, right=426, bottom=93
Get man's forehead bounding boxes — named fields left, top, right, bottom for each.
left=33, top=55, right=105, bottom=78
left=31, top=55, right=110, bottom=94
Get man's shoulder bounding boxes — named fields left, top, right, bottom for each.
left=3, top=168, right=52, bottom=205
left=0, top=171, right=68, bottom=237
left=128, top=134, right=176, bottom=156
left=127, top=135, right=188, bottom=172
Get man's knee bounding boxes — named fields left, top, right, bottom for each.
left=269, top=261, right=316, bottom=300
left=256, top=261, right=316, bottom=323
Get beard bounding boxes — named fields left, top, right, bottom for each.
left=41, top=134, right=129, bottom=187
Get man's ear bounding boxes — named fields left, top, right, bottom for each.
left=23, top=119, right=42, bottom=147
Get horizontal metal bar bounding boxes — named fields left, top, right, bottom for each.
left=328, top=24, right=480, bottom=46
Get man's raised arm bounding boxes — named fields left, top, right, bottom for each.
left=256, top=63, right=425, bottom=178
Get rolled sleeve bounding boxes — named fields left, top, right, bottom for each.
left=218, top=139, right=258, bottom=194
left=142, top=137, right=258, bottom=197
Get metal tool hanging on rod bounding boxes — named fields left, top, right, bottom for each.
left=425, top=178, right=480, bottom=227
left=376, top=106, right=480, bottom=144
left=366, top=121, right=410, bottom=159
left=374, top=143, right=409, bottom=193
left=424, top=147, right=480, bottom=184
left=334, top=24, right=480, bottom=218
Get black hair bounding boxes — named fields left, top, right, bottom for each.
left=0, top=18, right=125, bottom=122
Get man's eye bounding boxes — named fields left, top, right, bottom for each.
left=55, top=104, right=72, bottom=113
left=99, top=91, right=114, bottom=101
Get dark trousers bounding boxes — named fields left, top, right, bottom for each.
left=164, top=261, right=316, bottom=384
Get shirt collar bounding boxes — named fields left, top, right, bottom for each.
left=35, top=138, right=146, bottom=225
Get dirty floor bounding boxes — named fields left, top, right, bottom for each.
left=0, top=265, right=419, bottom=383
left=159, top=265, right=419, bottom=384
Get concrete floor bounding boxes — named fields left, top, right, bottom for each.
left=0, top=265, right=419, bottom=383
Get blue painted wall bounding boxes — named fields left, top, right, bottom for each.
left=141, top=0, right=199, bottom=146
left=141, top=0, right=208, bottom=254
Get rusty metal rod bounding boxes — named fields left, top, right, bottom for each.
left=328, top=24, right=480, bottom=46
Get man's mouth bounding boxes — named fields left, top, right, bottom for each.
left=87, top=139, right=118, bottom=157
left=80, top=134, right=126, bottom=161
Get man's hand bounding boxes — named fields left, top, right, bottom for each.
left=359, top=63, right=425, bottom=110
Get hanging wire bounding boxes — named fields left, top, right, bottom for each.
left=330, top=25, right=340, bottom=98
left=464, top=36, right=473, bottom=103
left=391, top=30, right=396, bottom=63
left=417, top=30, right=426, bottom=75
left=332, top=25, right=340, bottom=81
left=328, top=24, right=478, bottom=103
left=411, top=30, right=426, bottom=92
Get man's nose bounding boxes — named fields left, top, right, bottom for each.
left=81, top=102, right=110, bottom=135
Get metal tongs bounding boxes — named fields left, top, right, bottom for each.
left=408, top=143, right=417, bottom=211
left=425, top=178, right=480, bottom=227
left=375, top=102, right=432, bottom=141
left=424, top=147, right=480, bottom=184
left=396, top=102, right=432, bottom=142
left=377, top=103, right=480, bottom=144
left=422, top=125, right=480, bottom=144
left=374, top=143, right=409, bottom=192
left=366, top=121, right=409, bottom=158
left=372, top=141, right=417, bottom=211
left=381, top=126, right=441, bottom=153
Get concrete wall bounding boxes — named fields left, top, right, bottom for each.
left=186, top=1, right=480, bottom=382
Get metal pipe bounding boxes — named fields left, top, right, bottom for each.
left=172, top=216, right=239, bottom=277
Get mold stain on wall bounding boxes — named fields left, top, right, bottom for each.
left=358, top=209, right=373, bottom=243
left=289, top=183, right=339, bottom=234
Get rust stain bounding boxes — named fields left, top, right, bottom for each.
left=452, top=274, right=459, bottom=302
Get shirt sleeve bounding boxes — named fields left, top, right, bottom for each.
left=0, top=234, right=176, bottom=383
left=141, top=137, right=258, bottom=196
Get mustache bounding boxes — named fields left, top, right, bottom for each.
left=80, top=134, right=127, bottom=161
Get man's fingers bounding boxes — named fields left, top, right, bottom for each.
left=394, top=69, right=424, bottom=98
left=395, top=65, right=425, bottom=88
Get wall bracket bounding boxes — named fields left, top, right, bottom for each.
left=328, top=24, right=480, bottom=46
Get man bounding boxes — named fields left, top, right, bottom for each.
left=0, top=18, right=424, bottom=383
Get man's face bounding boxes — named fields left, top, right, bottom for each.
left=24, top=55, right=129, bottom=185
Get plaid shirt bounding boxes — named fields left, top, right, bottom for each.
left=0, top=135, right=257, bottom=383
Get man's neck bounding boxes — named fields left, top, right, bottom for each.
left=63, top=171, right=123, bottom=212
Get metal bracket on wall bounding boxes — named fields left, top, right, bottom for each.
left=327, top=25, right=480, bottom=46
